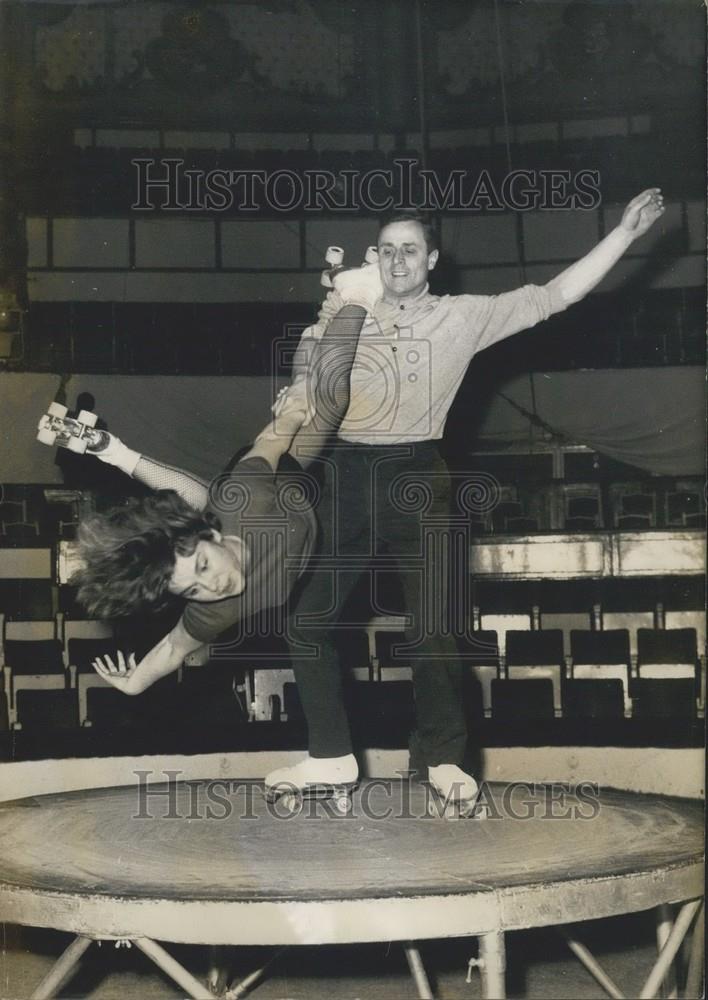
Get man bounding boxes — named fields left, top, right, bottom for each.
left=72, top=265, right=382, bottom=722
left=264, top=188, right=665, bottom=814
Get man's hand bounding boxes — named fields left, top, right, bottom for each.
left=93, top=650, right=141, bottom=694
left=620, top=188, right=665, bottom=241
left=272, top=384, right=316, bottom=428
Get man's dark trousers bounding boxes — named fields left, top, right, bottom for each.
left=287, top=440, right=467, bottom=768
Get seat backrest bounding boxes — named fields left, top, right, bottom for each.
left=637, top=628, right=698, bottom=666
left=3, top=639, right=65, bottom=675
left=570, top=629, right=630, bottom=665
left=506, top=630, right=564, bottom=666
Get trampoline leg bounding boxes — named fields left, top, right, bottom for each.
left=30, top=934, right=93, bottom=1000
left=134, top=937, right=213, bottom=1000
left=225, top=948, right=287, bottom=999
left=478, top=930, right=506, bottom=1000
left=655, top=904, right=678, bottom=999
left=683, top=902, right=704, bottom=1000
left=639, top=899, right=702, bottom=1000
left=559, top=928, right=625, bottom=999
left=207, top=945, right=229, bottom=994
left=403, top=942, right=434, bottom=1000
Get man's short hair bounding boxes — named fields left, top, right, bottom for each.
left=377, top=209, right=439, bottom=254
left=75, top=490, right=220, bottom=618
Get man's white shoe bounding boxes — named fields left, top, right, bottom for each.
left=427, top=764, right=482, bottom=819
left=265, top=754, right=358, bottom=793
left=264, top=754, right=359, bottom=815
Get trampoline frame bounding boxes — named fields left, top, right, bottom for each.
left=0, top=754, right=703, bottom=1000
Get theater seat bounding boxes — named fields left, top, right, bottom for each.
left=570, top=630, right=632, bottom=716
left=67, top=637, right=119, bottom=727
left=457, top=630, right=499, bottom=719
left=505, top=630, right=565, bottom=717
left=491, top=677, right=555, bottom=720
left=14, top=689, right=78, bottom=731
left=632, top=679, right=697, bottom=720
left=636, top=628, right=699, bottom=681
left=632, top=628, right=700, bottom=720
left=563, top=679, right=625, bottom=719
left=2, top=637, right=69, bottom=730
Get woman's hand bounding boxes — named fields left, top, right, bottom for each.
left=93, top=650, right=141, bottom=694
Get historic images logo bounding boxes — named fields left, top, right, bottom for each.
left=133, top=157, right=601, bottom=213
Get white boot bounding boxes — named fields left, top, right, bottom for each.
left=265, top=753, right=358, bottom=793
left=428, top=764, right=480, bottom=818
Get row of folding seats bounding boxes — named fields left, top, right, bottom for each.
left=2, top=611, right=704, bottom=732
left=247, top=615, right=705, bottom=725
left=0, top=624, right=249, bottom=735
left=2, top=480, right=704, bottom=547
left=466, top=481, right=706, bottom=534
left=1, top=616, right=110, bottom=730
left=0, top=491, right=80, bottom=542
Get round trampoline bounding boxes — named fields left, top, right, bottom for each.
left=0, top=756, right=703, bottom=1000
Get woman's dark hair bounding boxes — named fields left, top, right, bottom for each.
left=75, top=490, right=220, bottom=618
left=377, top=209, right=439, bottom=254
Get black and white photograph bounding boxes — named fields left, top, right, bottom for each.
left=0, top=1, right=705, bottom=997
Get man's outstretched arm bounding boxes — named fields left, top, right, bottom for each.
left=547, top=188, right=665, bottom=305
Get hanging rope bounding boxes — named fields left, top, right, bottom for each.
left=492, top=0, right=540, bottom=442
left=414, top=0, right=429, bottom=173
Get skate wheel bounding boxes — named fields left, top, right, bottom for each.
left=324, top=246, right=344, bottom=267
left=47, top=401, right=67, bottom=418
left=67, top=436, right=88, bottom=454
left=334, top=794, right=352, bottom=815
left=364, top=245, right=378, bottom=264
left=279, top=793, right=302, bottom=815
left=77, top=409, right=97, bottom=427
left=427, top=798, right=459, bottom=820
left=37, top=427, right=57, bottom=446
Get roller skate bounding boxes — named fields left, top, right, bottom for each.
left=320, top=245, right=378, bottom=287
left=264, top=754, right=358, bottom=815
left=427, top=764, right=487, bottom=820
left=37, top=402, right=110, bottom=455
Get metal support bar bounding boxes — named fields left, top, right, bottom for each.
left=133, top=937, right=213, bottom=1000
left=478, top=930, right=507, bottom=999
left=683, top=901, right=704, bottom=999
left=403, top=942, right=434, bottom=1000
left=655, top=904, right=678, bottom=999
left=225, top=948, right=287, bottom=999
left=639, top=899, right=702, bottom=1000
left=30, top=934, right=93, bottom=1000
left=206, top=944, right=229, bottom=995
left=559, top=927, right=625, bottom=999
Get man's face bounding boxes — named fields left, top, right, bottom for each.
left=168, top=532, right=246, bottom=603
left=377, top=221, right=439, bottom=301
